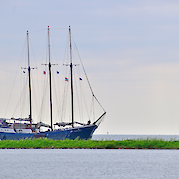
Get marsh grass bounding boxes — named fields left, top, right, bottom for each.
left=0, top=138, right=179, bottom=149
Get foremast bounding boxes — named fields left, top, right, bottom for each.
left=22, top=31, right=33, bottom=124
left=27, top=31, right=32, bottom=124
left=48, top=26, right=53, bottom=131
left=21, top=31, right=37, bottom=124
left=69, top=26, right=74, bottom=127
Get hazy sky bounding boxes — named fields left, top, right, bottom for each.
left=1, top=0, right=179, bottom=134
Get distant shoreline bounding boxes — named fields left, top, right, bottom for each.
left=1, top=138, right=179, bottom=149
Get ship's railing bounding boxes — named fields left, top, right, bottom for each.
left=0, top=118, right=31, bottom=122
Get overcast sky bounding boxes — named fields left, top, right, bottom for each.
left=1, top=0, right=179, bottom=135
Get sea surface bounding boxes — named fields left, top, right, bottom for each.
left=1, top=135, right=179, bottom=179
left=1, top=149, right=179, bottom=179
left=92, top=134, right=179, bottom=141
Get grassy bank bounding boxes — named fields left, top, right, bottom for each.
left=1, top=138, right=179, bottom=149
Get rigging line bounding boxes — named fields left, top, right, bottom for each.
left=39, top=69, right=49, bottom=122
left=74, top=71, right=83, bottom=122
left=21, top=85, right=27, bottom=118
left=33, top=63, right=41, bottom=119
left=55, top=74, right=60, bottom=120
left=73, top=41, right=106, bottom=112
left=29, top=27, right=68, bottom=33
left=79, top=79, right=90, bottom=119
left=21, top=71, right=29, bottom=117
left=4, top=37, right=27, bottom=118
left=41, top=31, right=48, bottom=65
left=63, top=32, right=70, bottom=64
left=39, top=37, right=49, bottom=122
left=52, top=69, right=59, bottom=121
left=58, top=71, right=64, bottom=121
left=73, top=54, right=90, bottom=120
left=93, top=95, right=105, bottom=112
left=28, top=29, right=46, bottom=33
left=41, top=31, right=49, bottom=65
left=62, top=80, right=71, bottom=121
left=75, top=65, right=90, bottom=120
left=50, top=28, right=68, bottom=30
left=56, top=71, right=62, bottom=121
left=31, top=76, right=38, bottom=122
left=29, top=39, right=39, bottom=121
left=47, top=35, right=59, bottom=121
left=40, top=35, right=49, bottom=121
left=77, top=78, right=84, bottom=122
left=23, top=72, right=29, bottom=117
left=12, top=74, right=29, bottom=117
left=93, top=95, right=95, bottom=121
left=29, top=37, right=38, bottom=67
left=57, top=73, right=65, bottom=121
left=57, top=64, right=66, bottom=120
left=51, top=35, right=59, bottom=65
left=60, top=85, right=66, bottom=122
left=60, top=70, right=70, bottom=122
left=89, top=96, right=94, bottom=121
left=38, top=65, right=47, bottom=121
left=73, top=42, right=93, bottom=94
left=20, top=73, right=25, bottom=117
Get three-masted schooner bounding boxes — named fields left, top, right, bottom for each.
left=0, top=26, right=106, bottom=140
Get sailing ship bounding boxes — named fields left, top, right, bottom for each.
left=0, top=26, right=106, bottom=140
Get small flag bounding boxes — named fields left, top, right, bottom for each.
left=43, top=71, right=46, bottom=74
left=79, top=78, right=82, bottom=80
left=65, top=77, right=68, bottom=82
left=23, top=71, right=25, bottom=73
left=57, top=71, right=59, bottom=74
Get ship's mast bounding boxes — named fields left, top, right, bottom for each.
left=27, top=31, right=32, bottom=124
left=42, top=26, right=57, bottom=130
left=48, top=26, right=53, bottom=131
left=69, top=26, right=74, bottom=127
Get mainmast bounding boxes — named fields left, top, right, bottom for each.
left=69, top=26, right=74, bottom=127
left=27, top=31, right=32, bottom=124
left=48, top=26, right=53, bottom=131
left=42, top=26, right=57, bottom=130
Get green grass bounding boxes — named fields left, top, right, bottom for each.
left=1, top=138, right=179, bottom=149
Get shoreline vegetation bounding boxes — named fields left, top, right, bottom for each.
left=1, top=138, right=179, bottom=149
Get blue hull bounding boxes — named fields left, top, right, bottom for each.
left=0, top=124, right=98, bottom=140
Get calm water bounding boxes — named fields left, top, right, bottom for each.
left=1, top=149, right=179, bottom=179
left=92, top=134, right=179, bottom=141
